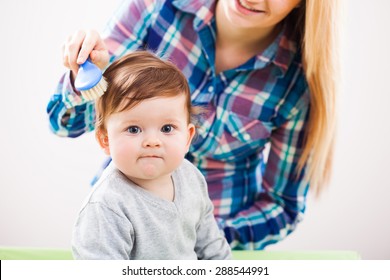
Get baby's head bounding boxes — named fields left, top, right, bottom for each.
left=95, top=51, right=194, bottom=133
left=94, top=51, right=196, bottom=183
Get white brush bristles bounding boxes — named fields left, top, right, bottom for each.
left=80, top=77, right=108, bottom=101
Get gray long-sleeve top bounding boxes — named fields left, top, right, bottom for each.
left=72, top=159, right=232, bottom=260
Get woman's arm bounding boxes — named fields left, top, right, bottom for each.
left=47, top=0, right=159, bottom=137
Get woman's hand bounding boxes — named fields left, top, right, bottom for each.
left=62, top=29, right=109, bottom=77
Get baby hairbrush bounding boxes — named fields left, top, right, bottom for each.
left=75, top=59, right=108, bottom=101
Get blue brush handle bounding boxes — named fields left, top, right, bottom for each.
left=74, top=59, right=103, bottom=91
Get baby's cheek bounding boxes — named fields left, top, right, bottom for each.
left=111, top=139, right=135, bottom=162
left=167, top=143, right=188, bottom=166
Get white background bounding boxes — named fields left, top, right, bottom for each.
left=0, top=0, right=389, bottom=260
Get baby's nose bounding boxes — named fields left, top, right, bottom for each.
left=142, top=134, right=162, bottom=148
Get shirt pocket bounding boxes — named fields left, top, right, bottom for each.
left=219, top=113, right=272, bottom=161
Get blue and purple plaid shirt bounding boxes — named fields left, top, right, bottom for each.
left=47, top=0, right=310, bottom=250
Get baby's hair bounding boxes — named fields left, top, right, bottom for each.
left=95, top=50, right=198, bottom=133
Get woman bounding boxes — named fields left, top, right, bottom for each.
left=47, top=0, right=339, bottom=249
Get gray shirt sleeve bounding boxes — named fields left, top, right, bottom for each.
left=190, top=165, right=232, bottom=260
left=194, top=196, right=232, bottom=260
left=72, top=202, right=134, bottom=260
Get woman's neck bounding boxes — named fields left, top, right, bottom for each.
left=214, top=1, right=281, bottom=73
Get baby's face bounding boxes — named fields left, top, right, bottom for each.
left=104, top=94, right=195, bottom=187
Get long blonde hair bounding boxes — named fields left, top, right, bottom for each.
left=293, top=0, right=340, bottom=193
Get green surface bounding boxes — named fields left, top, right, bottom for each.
left=232, top=250, right=361, bottom=260
left=0, top=247, right=73, bottom=260
left=0, top=247, right=361, bottom=260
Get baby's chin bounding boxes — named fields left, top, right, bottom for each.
left=139, top=166, right=162, bottom=179
left=122, top=160, right=174, bottom=184
left=137, top=157, right=164, bottom=176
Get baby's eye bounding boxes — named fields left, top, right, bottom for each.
left=161, top=124, right=174, bottom=133
left=127, top=126, right=141, bottom=134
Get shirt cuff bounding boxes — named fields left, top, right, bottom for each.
left=62, top=70, right=91, bottom=109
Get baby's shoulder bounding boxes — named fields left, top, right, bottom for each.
left=84, top=165, right=136, bottom=207
left=175, top=159, right=208, bottom=194
left=177, top=159, right=205, bottom=181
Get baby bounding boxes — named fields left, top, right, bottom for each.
left=72, top=51, right=232, bottom=260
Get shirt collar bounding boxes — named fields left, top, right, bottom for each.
left=172, top=0, right=215, bottom=30
left=254, top=21, right=299, bottom=75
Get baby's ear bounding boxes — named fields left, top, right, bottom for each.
left=96, top=129, right=110, bottom=155
left=186, top=123, right=196, bottom=150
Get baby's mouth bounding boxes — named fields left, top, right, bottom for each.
left=140, top=154, right=162, bottom=159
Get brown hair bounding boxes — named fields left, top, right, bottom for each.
left=95, top=51, right=195, bottom=133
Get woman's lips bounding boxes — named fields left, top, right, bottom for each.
left=236, top=0, right=264, bottom=14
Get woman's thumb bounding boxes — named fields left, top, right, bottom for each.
left=90, top=49, right=109, bottom=70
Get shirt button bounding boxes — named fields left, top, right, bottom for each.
left=243, top=134, right=251, bottom=141
left=208, top=86, right=214, bottom=92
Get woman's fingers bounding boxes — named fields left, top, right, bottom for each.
left=90, top=49, right=109, bottom=70
left=86, top=31, right=109, bottom=69
left=62, top=29, right=109, bottom=75
left=77, top=30, right=99, bottom=64
left=64, top=30, right=86, bottom=74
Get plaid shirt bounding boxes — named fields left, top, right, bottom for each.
left=47, top=0, right=310, bottom=250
